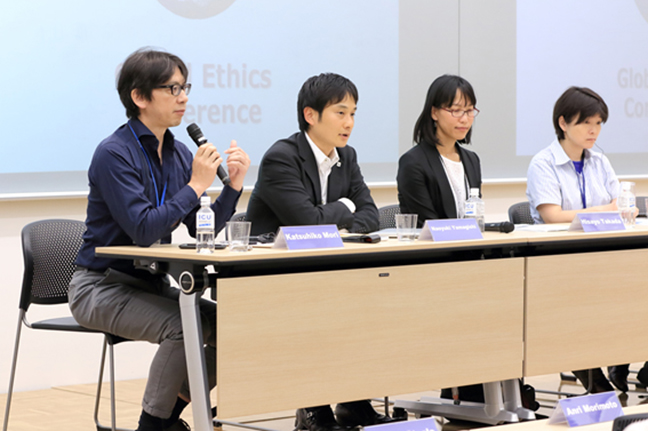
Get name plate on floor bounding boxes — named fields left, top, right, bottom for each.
left=548, top=392, right=623, bottom=427
left=418, top=219, right=483, bottom=241
left=366, top=417, right=438, bottom=431
left=569, top=212, right=625, bottom=232
left=273, top=225, right=343, bottom=250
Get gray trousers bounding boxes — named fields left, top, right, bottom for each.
left=68, top=267, right=216, bottom=419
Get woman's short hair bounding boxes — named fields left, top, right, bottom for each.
left=413, top=74, right=477, bottom=146
left=117, top=48, right=189, bottom=119
left=553, top=86, right=609, bottom=140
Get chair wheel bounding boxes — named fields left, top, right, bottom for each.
left=392, top=407, right=407, bottom=420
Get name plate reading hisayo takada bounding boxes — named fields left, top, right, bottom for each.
left=273, top=225, right=343, bottom=250
left=418, top=219, right=483, bottom=241
left=568, top=212, right=625, bottom=232
left=366, top=417, right=437, bottom=431
left=548, top=392, right=623, bottom=427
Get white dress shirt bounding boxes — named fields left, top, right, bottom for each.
left=526, top=139, right=620, bottom=224
left=305, top=132, right=356, bottom=213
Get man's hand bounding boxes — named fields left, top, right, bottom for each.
left=224, top=140, right=251, bottom=192
left=188, top=143, right=221, bottom=197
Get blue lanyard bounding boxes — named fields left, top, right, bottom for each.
left=574, top=161, right=586, bottom=209
left=128, top=121, right=168, bottom=207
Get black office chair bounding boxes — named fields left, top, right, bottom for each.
left=230, top=212, right=247, bottom=222
left=508, top=202, right=534, bottom=225
left=378, top=204, right=401, bottom=230
left=613, top=413, right=648, bottom=431
left=3, top=219, right=130, bottom=431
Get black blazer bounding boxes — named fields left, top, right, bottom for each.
left=397, top=141, right=481, bottom=227
left=247, top=132, right=379, bottom=236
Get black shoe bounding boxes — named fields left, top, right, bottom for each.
left=295, top=407, right=349, bottom=431
left=608, top=365, right=630, bottom=392
left=335, top=401, right=400, bottom=427
left=637, top=365, right=648, bottom=387
left=573, top=368, right=614, bottom=393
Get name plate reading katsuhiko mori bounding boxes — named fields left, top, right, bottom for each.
left=568, top=212, right=626, bottom=232
left=548, top=392, right=623, bottom=427
left=366, top=417, right=437, bottom=431
left=418, top=219, right=483, bottom=241
left=273, top=225, right=344, bottom=250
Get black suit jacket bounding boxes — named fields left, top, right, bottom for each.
left=247, top=132, right=379, bottom=236
left=397, top=141, right=481, bottom=227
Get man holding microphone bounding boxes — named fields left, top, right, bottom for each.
left=68, top=48, right=250, bottom=431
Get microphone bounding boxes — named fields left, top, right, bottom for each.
left=484, top=221, right=515, bottom=233
left=186, top=123, right=231, bottom=186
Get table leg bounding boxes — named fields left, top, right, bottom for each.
left=179, top=291, right=212, bottom=431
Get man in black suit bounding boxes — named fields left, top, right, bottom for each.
left=247, top=73, right=391, bottom=431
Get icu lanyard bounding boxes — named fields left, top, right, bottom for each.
left=128, top=121, right=168, bottom=207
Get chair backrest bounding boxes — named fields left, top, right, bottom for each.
left=378, top=204, right=401, bottom=230
left=230, top=212, right=247, bottom=222
left=612, top=414, right=648, bottom=431
left=637, top=196, right=648, bottom=217
left=20, top=219, right=86, bottom=311
left=508, top=202, right=534, bottom=225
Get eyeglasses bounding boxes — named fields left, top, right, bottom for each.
left=156, top=83, right=192, bottom=96
left=442, top=108, right=480, bottom=118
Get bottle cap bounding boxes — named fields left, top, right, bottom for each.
left=200, top=196, right=211, bottom=206
left=470, top=188, right=479, bottom=197
left=621, top=181, right=634, bottom=191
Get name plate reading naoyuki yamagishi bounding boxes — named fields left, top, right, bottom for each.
left=568, top=212, right=626, bottom=232
left=548, top=392, right=623, bottom=427
left=418, top=219, right=483, bottom=242
left=273, top=225, right=343, bottom=250
left=365, top=417, right=438, bottom=431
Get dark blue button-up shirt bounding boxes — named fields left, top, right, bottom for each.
left=76, top=118, right=240, bottom=276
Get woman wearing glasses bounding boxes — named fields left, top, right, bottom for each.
left=397, top=74, right=481, bottom=227
left=397, top=75, right=485, bottom=403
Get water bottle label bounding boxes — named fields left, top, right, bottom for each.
left=197, top=213, right=214, bottom=229
left=629, top=196, right=636, bottom=208
left=465, top=202, right=476, bottom=216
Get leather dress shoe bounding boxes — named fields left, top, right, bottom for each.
left=335, top=400, right=401, bottom=427
left=637, top=364, right=648, bottom=387
left=608, top=365, right=630, bottom=392
left=572, top=368, right=614, bottom=393
left=295, top=407, right=349, bottom=431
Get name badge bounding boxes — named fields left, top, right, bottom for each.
left=273, top=225, right=344, bottom=250
left=548, top=392, right=623, bottom=427
left=568, top=212, right=626, bottom=232
left=418, top=219, right=483, bottom=241
left=366, top=417, right=437, bottom=431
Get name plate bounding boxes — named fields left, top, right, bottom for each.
left=273, top=225, right=343, bottom=250
left=548, top=392, right=623, bottom=427
left=418, top=219, right=483, bottom=241
left=366, top=417, right=437, bottom=431
left=569, top=212, right=625, bottom=232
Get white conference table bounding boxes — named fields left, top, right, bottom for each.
left=96, top=224, right=648, bottom=431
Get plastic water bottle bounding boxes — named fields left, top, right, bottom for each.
left=196, top=196, right=215, bottom=254
left=464, top=188, right=485, bottom=232
left=618, top=181, right=636, bottom=227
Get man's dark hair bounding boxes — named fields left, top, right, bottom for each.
left=553, top=86, right=609, bottom=140
left=413, top=74, right=477, bottom=146
left=117, top=48, right=189, bottom=119
left=297, top=73, right=358, bottom=132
